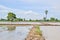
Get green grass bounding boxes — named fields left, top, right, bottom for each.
left=35, top=25, right=42, bottom=36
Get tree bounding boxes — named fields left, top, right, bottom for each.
left=43, top=17, right=46, bottom=21
left=29, top=19, right=32, bottom=21
left=14, top=18, right=23, bottom=21
left=50, top=17, right=56, bottom=21
left=0, top=19, right=6, bottom=21
left=23, top=18, right=25, bottom=21
left=7, top=12, right=16, bottom=21
left=55, top=18, right=58, bottom=22
left=45, top=10, right=48, bottom=20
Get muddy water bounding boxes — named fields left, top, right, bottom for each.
left=0, top=26, right=33, bottom=40
left=40, top=26, right=60, bottom=40
left=0, top=26, right=60, bottom=40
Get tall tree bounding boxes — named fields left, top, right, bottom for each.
left=50, top=17, right=56, bottom=21
left=45, top=10, right=48, bottom=20
left=43, top=17, right=46, bottom=21
left=7, top=12, right=16, bottom=21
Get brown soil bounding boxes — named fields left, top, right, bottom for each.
left=25, top=26, right=45, bottom=40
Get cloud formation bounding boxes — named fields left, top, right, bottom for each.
left=0, top=5, right=42, bottom=19
left=0, top=0, right=60, bottom=19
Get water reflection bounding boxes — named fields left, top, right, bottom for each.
left=0, top=25, right=32, bottom=40
left=0, top=25, right=60, bottom=40
left=40, top=26, right=60, bottom=40
left=0, top=25, right=16, bottom=31
left=7, top=26, right=16, bottom=31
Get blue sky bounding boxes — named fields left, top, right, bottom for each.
left=0, top=0, right=60, bottom=20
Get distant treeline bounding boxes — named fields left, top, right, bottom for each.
left=0, top=12, right=60, bottom=22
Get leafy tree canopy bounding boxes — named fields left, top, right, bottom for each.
left=7, top=12, right=16, bottom=21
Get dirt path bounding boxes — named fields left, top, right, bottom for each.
left=25, top=26, right=45, bottom=40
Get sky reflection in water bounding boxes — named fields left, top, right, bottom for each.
left=0, top=26, right=60, bottom=40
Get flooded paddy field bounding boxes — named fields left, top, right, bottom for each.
left=0, top=25, right=60, bottom=40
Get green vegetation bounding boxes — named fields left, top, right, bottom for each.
left=0, top=11, right=60, bottom=22
left=35, top=25, right=42, bottom=36
left=7, top=12, right=16, bottom=21
left=45, top=10, right=48, bottom=20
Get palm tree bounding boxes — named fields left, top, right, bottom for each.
left=45, top=10, right=48, bottom=20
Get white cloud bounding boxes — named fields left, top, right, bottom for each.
left=0, top=0, right=60, bottom=19
left=0, top=5, right=13, bottom=10
left=0, top=5, right=42, bottom=20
